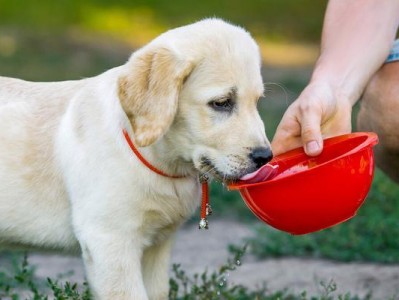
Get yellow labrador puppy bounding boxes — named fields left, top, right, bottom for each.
left=0, top=19, right=272, bottom=299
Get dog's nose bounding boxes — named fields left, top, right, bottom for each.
left=249, top=147, right=273, bottom=169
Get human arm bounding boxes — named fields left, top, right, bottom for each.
left=272, top=0, right=399, bottom=156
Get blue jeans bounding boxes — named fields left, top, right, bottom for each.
left=386, top=39, right=399, bottom=63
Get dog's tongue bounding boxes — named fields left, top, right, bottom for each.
left=240, top=163, right=279, bottom=183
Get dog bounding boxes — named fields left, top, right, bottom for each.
left=0, top=19, right=272, bottom=299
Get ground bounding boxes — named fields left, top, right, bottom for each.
left=28, top=219, right=399, bottom=299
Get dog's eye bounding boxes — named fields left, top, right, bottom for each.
left=208, top=99, right=234, bottom=112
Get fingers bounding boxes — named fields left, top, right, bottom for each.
left=272, top=105, right=323, bottom=157
left=298, top=103, right=323, bottom=156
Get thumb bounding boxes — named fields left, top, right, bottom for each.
left=300, top=108, right=323, bottom=156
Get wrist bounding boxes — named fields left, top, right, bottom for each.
left=309, top=65, right=362, bottom=107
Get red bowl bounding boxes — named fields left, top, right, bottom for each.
left=229, top=132, right=379, bottom=235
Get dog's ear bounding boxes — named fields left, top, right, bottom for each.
left=118, top=46, right=194, bottom=147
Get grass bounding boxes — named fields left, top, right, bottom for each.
left=0, top=247, right=376, bottom=300
left=168, top=245, right=372, bottom=300
left=0, top=252, right=91, bottom=299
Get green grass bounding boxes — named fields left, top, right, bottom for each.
left=169, top=245, right=372, bottom=300
left=0, top=248, right=375, bottom=300
left=244, top=169, right=399, bottom=263
left=0, top=253, right=92, bottom=299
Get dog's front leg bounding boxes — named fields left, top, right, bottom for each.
left=142, top=236, right=174, bottom=300
left=75, top=223, right=148, bottom=300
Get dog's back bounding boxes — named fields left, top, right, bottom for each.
left=0, top=77, right=85, bottom=252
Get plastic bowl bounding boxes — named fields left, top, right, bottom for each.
left=229, top=132, right=379, bottom=235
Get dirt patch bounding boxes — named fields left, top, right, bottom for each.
left=29, top=220, right=399, bottom=299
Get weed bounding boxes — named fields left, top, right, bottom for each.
left=0, top=247, right=373, bottom=300
left=0, top=253, right=91, bottom=299
left=168, top=245, right=370, bottom=300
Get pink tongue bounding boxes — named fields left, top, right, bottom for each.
left=240, top=163, right=279, bottom=183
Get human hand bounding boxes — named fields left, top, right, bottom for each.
left=271, top=82, right=353, bottom=156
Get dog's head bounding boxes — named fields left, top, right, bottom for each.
left=118, top=19, right=272, bottom=182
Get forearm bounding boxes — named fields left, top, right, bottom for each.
left=311, top=0, right=399, bottom=104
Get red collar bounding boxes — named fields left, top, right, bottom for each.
left=123, top=129, right=211, bottom=229
left=123, top=129, right=182, bottom=179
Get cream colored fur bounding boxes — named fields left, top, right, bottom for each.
left=0, top=19, right=269, bottom=299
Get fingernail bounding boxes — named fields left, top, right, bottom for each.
left=306, top=141, right=320, bottom=154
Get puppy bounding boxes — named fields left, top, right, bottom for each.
left=0, top=19, right=272, bottom=299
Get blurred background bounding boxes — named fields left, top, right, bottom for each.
left=1, top=0, right=399, bottom=299
left=0, top=0, right=325, bottom=77
left=0, top=0, right=326, bottom=148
